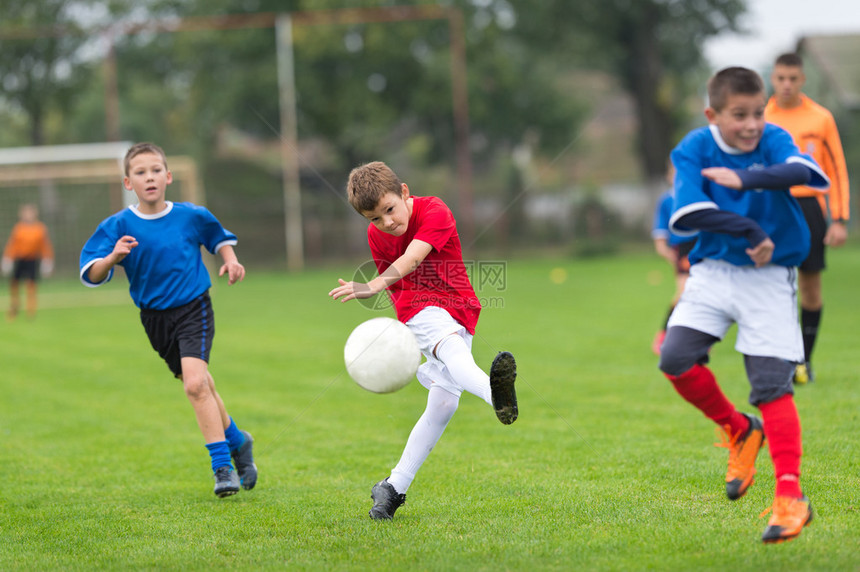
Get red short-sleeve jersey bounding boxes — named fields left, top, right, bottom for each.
left=367, top=195, right=481, bottom=334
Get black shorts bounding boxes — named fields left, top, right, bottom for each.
left=140, top=292, right=215, bottom=378
left=797, top=196, right=827, bottom=273
left=12, top=259, right=39, bottom=281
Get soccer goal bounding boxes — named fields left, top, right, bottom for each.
left=0, top=142, right=202, bottom=276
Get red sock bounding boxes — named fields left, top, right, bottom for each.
left=666, top=364, right=748, bottom=435
left=759, top=394, right=803, bottom=498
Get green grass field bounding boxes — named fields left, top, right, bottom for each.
left=3, top=247, right=859, bottom=570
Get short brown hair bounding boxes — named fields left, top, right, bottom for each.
left=707, top=67, right=765, bottom=111
left=347, top=161, right=403, bottom=213
left=775, top=52, right=803, bottom=68
left=123, top=142, right=168, bottom=176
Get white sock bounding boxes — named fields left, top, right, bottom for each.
left=433, top=333, right=492, bottom=405
left=388, top=386, right=459, bottom=494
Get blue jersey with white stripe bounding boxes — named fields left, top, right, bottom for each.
left=669, top=123, right=828, bottom=267
left=653, top=189, right=698, bottom=247
left=80, top=202, right=237, bottom=310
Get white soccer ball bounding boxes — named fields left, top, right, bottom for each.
left=344, top=317, right=421, bottom=394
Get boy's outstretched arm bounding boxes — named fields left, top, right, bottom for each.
left=87, top=235, right=138, bottom=283
left=701, top=162, right=812, bottom=190
left=330, top=239, right=432, bottom=302
left=217, top=244, right=245, bottom=285
left=675, top=210, right=774, bottom=267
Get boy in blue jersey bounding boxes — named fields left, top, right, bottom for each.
left=658, top=68, right=828, bottom=544
left=80, top=142, right=257, bottom=498
left=651, top=161, right=697, bottom=355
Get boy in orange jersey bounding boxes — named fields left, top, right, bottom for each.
left=765, top=52, right=851, bottom=384
left=2, top=203, right=54, bottom=320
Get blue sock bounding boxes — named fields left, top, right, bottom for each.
left=205, top=440, right=232, bottom=473
left=224, top=417, right=245, bottom=452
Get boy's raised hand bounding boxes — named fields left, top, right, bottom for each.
left=746, top=237, right=775, bottom=267
left=329, top=278, right=375, bottom=302
left=111, top=236, right=139, bottom=263
left=219, top=260, right=245, bottom=285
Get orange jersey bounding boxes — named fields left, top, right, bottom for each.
left=3, top=221, right=54, bottom=261
left=765, top=94, right=850, bottom=221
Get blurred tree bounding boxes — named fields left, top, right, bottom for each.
left=0, top=0, right=745, bottom=260
left=0, top=0, right=158, bottom=145
left=0, top=0, right=746, bottom=177
left=103, top=0, right=585, bottom=173
left=0, top=1, right=89, bottom=145
left=508, top=0, right=747, bottom=181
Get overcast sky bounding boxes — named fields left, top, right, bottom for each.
left=704, top=0, right=860, bottom=73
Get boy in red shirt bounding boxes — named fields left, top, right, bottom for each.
left=330, top=161, right=518, bottom=520
left=2, top=203, right=54, bottom=320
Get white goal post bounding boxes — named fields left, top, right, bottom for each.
left=0, top=142, right=202, bottom=276
left=0, top=142, right=202, bottom=207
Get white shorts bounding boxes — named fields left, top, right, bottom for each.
left=668, top=259, right=803, bottom=362
left=406, top=306, right=472, bottom=397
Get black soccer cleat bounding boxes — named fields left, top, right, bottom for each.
left=489, top=351, right=518, bottom=425
left=213, top=465, right=240, bottom=498
left=369, top=479, right=406, bottom=520
left=231, top=430, right=258, bottom=490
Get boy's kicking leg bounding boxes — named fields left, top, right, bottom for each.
left=659, top=326, right=765, bottom=500
left=433, top=333, right=518, bottom=424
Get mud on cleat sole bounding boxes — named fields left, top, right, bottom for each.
left=490, top=351, right=518, bottom=425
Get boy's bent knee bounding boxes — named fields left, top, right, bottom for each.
left=182, top=373, right=211, bottom=400
left=427, top=387, right=459, bottom=424
left=658, top=326, right=718, bottom=376
left=433, top=332, right=468, bottom=361
left=432, top=395, right=459, bottom=422
left=745, top=355, right=795, bottom=405
left=659, top=352, right=693, bottom=377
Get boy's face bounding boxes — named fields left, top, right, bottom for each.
left=771, top=64, right=805, bottom=107
left=361, top=183, right=412, bottom=237
left=19, top=205, right=37, bottom=222
left=705, top=92, right=766, bottom=153
left=123, top=152, right=172, bottom=208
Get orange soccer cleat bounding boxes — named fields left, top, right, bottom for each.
left=761, top=495, right=813, bottom=543
left=715, top=413, right=765, bottom=500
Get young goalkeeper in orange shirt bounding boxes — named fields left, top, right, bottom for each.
left=2, top=203, right=54, bottom=320
left=765, top=52, right=851, bottom=383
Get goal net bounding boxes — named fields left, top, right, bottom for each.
left=0, top=142, right=202, bottom=277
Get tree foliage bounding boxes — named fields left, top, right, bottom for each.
left=1, top=0, right=746, bottom=182
left=0, top=0, right=92, bottom=145
left=507, top=0, right=747, bottom=179
left=100, top=0, right=586, bottom=178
